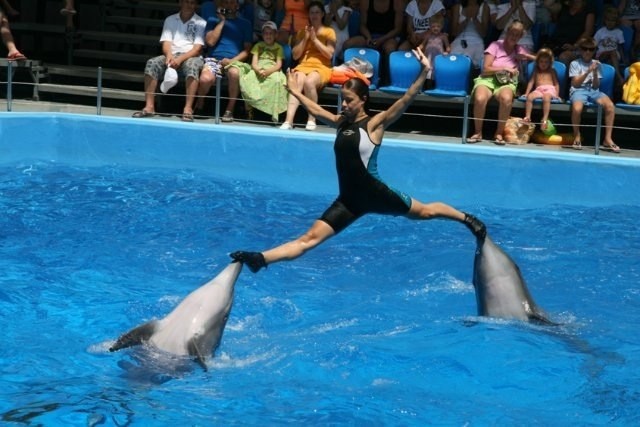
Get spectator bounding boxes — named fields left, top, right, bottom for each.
left=398, top=0, right=446, bottom=51
left=324, top=0, right=352, bottom=61
left=535, top=0, right=560, bottom=39
left=1, top=2, right=25, bottom=60
left=618, top=0, right=640, bottom=61
left=420, top=13, right=450, bottom=86
left=342, top=0, right=404, bottom=60
left=61, top=0, right=75, bottom=14
left=594, top=6, right=625, bottom=86
left=568, top=37, right=619, bottom=152
left=522, top=47, right=561, bottom=130
left=545, top=0, right=595, bottom=66
left=60, top=0, right=76, bottom=30
left=450, top=0, right=491, bottom=68
left=468, top=20, right=534, bottom=143
left=492, top=0, right=536, bottom=51
left=229, top=21, right=288, bottom=121
left=276, top=0, right=311, bottom=44
left=0, top=0, right=17, bottom=17
left=280, top=0, right=336, bottom=130
left=195, top=0, right=253, bottom=122
left=132, top=0, right=206, bottom=122
left=251, top=0, right=275, bottom=41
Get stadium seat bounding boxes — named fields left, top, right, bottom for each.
left=343, top=47, right=380, bottom=89
left=424, top=53, right=472, bottom=97
left=280, top=42, right=293, bottom=70
left=379, top=51, right=422, bottom=94
left=423, top=54, right=472, bottom=142
left=199, top=1, right=216, bottom=21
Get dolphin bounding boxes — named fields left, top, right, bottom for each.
left=110, top=262, right=243, bottom=370
left=472, top=234, right=554, bottom=324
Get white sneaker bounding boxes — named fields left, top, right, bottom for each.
left=280, top=122, right=292, bottom=130
left=305, top=121, right=317, bottom=131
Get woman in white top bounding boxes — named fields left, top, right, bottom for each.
left=450, top=0, right=491, bottom=67
left=324, top=0, right=352, bottom=61
left=399, top=0, right=446, bottom=50
left=491, top=0, right=536, bottom=51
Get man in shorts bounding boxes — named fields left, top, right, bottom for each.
left=132, top=0, right=206, bottom=122
left=194, top=0, right=252, bottom=122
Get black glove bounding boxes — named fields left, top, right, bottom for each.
left=463, top=213, right=487, bottom=239
left=230, top=251, right=266, bottom=273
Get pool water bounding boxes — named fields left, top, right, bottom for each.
left=1, top=161, right=638, bottom=425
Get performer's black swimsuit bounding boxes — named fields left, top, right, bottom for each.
left=319, top=117, right=412, bottom=233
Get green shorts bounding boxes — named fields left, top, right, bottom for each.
left=472, top=76, right=517, bottom=96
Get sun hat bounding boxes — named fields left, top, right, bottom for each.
left=160, top=67, right=178, bottom=93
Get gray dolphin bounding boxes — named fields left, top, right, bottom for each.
left=110, top=262, right=243, bottom=370
left=472, top=234, right=554, bottom=324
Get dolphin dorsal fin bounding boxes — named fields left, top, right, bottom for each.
left=187, top=337, right=209, bottom=371
left=109, top=321, right=158, bottom=352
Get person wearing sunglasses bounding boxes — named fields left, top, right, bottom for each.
left=567, top=37, right=620, bottom=152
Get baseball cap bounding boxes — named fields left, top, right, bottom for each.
left=160, top=67, right=178, bottom=93
left=262, top=21, right=278, bottom=32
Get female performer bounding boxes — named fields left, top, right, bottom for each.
left=231, top=47, right=487, bottom=272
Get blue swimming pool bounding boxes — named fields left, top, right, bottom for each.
left=1, top=114, right=639, bottom=425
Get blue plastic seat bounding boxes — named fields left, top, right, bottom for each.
left=199, top=1, right=216, bottom=21
left=280, top=42, right=293, bottom=70
left=423, top=54, right=472, bottom=142
left=342, top=47, right=380, bottom=89
left=379, top=51, right=422, bottom=94
left=423, top=53, right=472, bottom=97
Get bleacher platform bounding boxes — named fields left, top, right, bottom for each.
left=2, top=0, right=640, bottom=148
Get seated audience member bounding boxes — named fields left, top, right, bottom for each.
left=324, top=0, right=353, bottom=61
left=469, top=20, right=535, bottom=144
left=522, top=47, right=561, bottom=130
left=196, top=0, right=253, bottom=122
left=1, top=5, right=25, bottom=61
left=618, top=0, right=640, bottom=60
left=251, top=0, right=276, bottom=41
left=568, top=37, right=619, bottom=152
left=132, top=0, right=206, bottom=121
left=0, top=0, right=17, bottom=17
left=398, top=0, right=446, bottom=51
left=545, top=0, right=595, bottom=66
left=450, top=0, right=491, bottom=68
left=60, top=0, right=76, bottom=29
left=342, top=0, right=404, bottom=60
left=229, top=21, right=288, bottom=121
left=594, top=7, right=625, bottom=85
left=276, top=0, right=310, bottom=44
left=492, top=0, right=536, bottom=51
left=280, top=0, right=336, bottom=130
left=420, top=13, right=450, bottom=86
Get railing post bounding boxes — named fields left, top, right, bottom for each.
left=462, top=95, right=469, bottom=143
left=215, top=79, right=221, bottom=124
left=7, top=60, right=13, bottom=112
left=594, top=104, right=602, bottom=155
left=97, top=66, right=103, bottom=115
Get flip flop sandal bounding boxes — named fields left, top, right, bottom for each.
left=601, top=143, right=620, bottom=153
left=132, top=110, right=154, bottom=118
